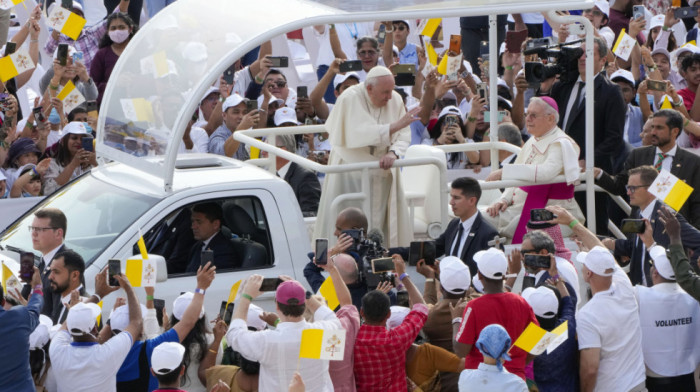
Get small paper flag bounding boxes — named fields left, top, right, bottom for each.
left=2, top=262, right=14, bottom=294
left=0, top=0, right=25, bottom=10
left=612, top=29, right=636, bottom=62
left=137, top=229, right=148, bottom=259
left=317, top=276, right=340, bottom=311
left=96, top=300, right=103, bottom=326
left=140, top=51, right=169, bottom=78
left=425, top=42, right=437, bottom=66
left=56, top=80, right=86, bottom=114
left=660, top=95, right=673, bottom=110
left=513, top=321, right=568, bottom=355
left=125, top=258, right=157, bottom=287
left=437, top=52, right=449, bottom=75
left=227, top=280, right=242, bottom=305
left=299, top=329, right=346, bottom=360
left=649, top=169, right=694, bottom=212
left=0, top=48, right=35, bottom=83
left=418, top=18, right=441, bottom=38
left=446, top=53, right=463, bottom=78
left=47, top=6, right=86, bottom=40
left=120, top=98, right=155, bottom=122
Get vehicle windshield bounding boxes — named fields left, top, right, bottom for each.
left=0, top=175, right=158, bottom=265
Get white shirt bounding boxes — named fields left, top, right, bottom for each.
left=562, top=76, right=584, bottom=129
left=49, top=330, right=133, bottom=392
left=654, top=145, right=677, bottom=173
left=277, top=161, right=292, bottom=179
left=42, top=244, right=65, bottom=269
left=637, top=200, right=658, bottom=285
left=450, top=211, right=478, bottom=257
left=458, top=363, right=528, bottom=392
left=576, top=265, right=646, bottom=391
left=226, top=306, right=340, bottom=392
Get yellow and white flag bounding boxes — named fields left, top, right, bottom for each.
left=417, top=18, right=441, bottom=38
left=1, top=262, right=21, bottom=295
left=0, top=48, right=35, bottom=82
left=0, top=0, right=25, bottom=11
left=125, top=258, right=157, bottom=287
left=139, top=51, right=170, bottom=78
left=513, top=321, right=568, bottom=355
left=425, top=42, right=438, bottom=66
left=649, top=169, right=694, bottom=212
left=299, top=329, right=346, bottom=360
left=137, top=229, right=148, bottom=259
left=227, top=280, right=242, bottom=305
left=120, top=98, right=155, bottom=123
left=612, top=28, right=636, bottom=61
left=47, top=6, right=86, bottom=40
left=56, top=80, right=86, bottom=114
left=317, top=276, right=340, bottom=311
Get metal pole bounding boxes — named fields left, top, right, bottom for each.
left=488, top=14, right=499, bottom=171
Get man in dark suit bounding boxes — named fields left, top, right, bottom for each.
left=550, top=36, right=626, bottom=234
left=274, top=134, right=321, bottom=217
left=596, top=109, right=700, bottom=229
left=602, top=166, right=700, bottom=286
left=185, top=202, right=240, bottom=273
left=46, top=250, right=87, bottom=324
left=142, top=208, right=196, bottom=274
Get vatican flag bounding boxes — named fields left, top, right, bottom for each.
left=299, top=329, right=346, bottom=360
left=125, top=258, right=157, bottom=287
left=649, top=170, right=694, bottom=212
left=56, top=80, right=86, bottom=114
left=0, top=0, right=25, bottom=11
left=47, top=6, right=86, bottom=40
left=0, top=48, right=35, bottom=82
left=612, top=29, right=636, bottom=61
left=121, top=98, right=155, bottom=122
left=514, top=321, right=568, bottom=355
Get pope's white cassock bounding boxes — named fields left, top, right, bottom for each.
left=314, top=67, right=413, bottom=247
left=481, top=125, right=585, bottom=242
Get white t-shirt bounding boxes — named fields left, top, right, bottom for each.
left=311, top=23, right=374, bottom=66
left=49, top=330, right=133, bottom=392
left=577, top=266, right=646, bottom=391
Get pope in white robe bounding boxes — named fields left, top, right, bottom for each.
left=482, top=97, right=585, bottom=243
left=313, top=66, right=418, bottom=247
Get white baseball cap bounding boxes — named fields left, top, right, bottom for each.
left=649, top=245, right=676, bottom=280
left=522, top=286, right=559, bottom=319
left=151, top=342, right=186, bottom=375
left=247, top=303, right=267, bottom=331
left=610, top=69, right=635, bottom=86
left=474, top=248, right=508, bottom=280
left=172, top=292, right=205, bottom=320
left=576, top=246, right=615, bottom=276
left=650, top=14, right=665, bottom=31
left=221, top=94, right=245, bottom=112
left=651, top=47, right=671, bottom=61
left=274, top=107, right=299, bottom=126
left=63, top=121, right=89, bottom=136
left=66, top=302, right=102, bottom=336
left=333, top=72, right=360, bottom=90
left=109, top=303, right=148, bottom=331
left=200, top=86, right=220, bottom=104
left=439, top=256, right=471, bottom=294
left=594, top=0, right=610, bottom=17
left=386, top=306, right=410, bottom=329
left=438, top=105, right=463, bottom=120
left=29, top=315, right=53, bottom=349
left=472, top=274, right=484, bottom=293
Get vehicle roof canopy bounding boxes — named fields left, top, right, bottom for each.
left=97, top=0, right=593, bottom=191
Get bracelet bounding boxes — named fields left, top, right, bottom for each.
left=568, top=219, right=579, bottom=229
left=254, top=75, right=264, bottom=84
left=504, top=284, right=513, bottom=291
left=49, top=84, right=58, bottom=90
left=685, top=118, right=690, bottom=127
left=467, top=116, right=477, bottom=122
left=274, top=318, right=281, bottom=327
left=505, top=273, right=518, bottom=278
left=194, top=288, right=205, bottom=295
left=399, top=272, right=408, bottom=281
left=505, top=65, right=514, bottom=70
left=30, top=39, right=38, bottom=43
left=34, top=284, right=43, bottom=290
left=425, top=278, right=434, bottom=282
left=452, top=317, right=463, bottom=325
left=146, top=295, right=154, bottom=301
left=26, top=121, right=34, bottom=128
left=32, top=167, right=39, bottom=177
left=92, top=293, right=101, bottom=302
left=240, top=293, right=253, bottom=301
left=208, top=349, right=218, bottom=354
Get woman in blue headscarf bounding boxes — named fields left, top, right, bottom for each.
left=458, top=324, right=528, bottom=392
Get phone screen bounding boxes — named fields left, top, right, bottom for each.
left=223, top=303, right=234, bottom=324
left=297, top=86, right=308, bottom=99
left=530, top=208, right=554, bottom=222
left=339, top=60, right=362, bottom=73
left=523, top=254, right=552, bottom=269
left=108, top=259, right=120, bottom=286
left=20, top=252, right=34, bottom=282
left=479, top=41, right=489, bottom=57
left=154, top=299, right=165, bottom=327
left=377, top=23, right=386, bottom=44
left=201, top=250, right=214, bottom=267
left=260, top=278, right=282, bottom=292
left=408, top=241, right=422, bottom=266
left=315, top=238, right=328, bottom=265
left=371, top=257, right=395, bottom=274
left=218, top=300, right=227, bottom=320
left=449, top=35, right=462, bottom=54
left=423, top=241, right=436, bottom=266
left=621, top=219, right=646, bottom=234
left=61, top=0, right=72, bottom=9
left=81, top=136, right=94, bottom=152
left=269, top=56, right=289, bottom=68
left=245, top=100, right=257, bottom=112
left=57, top=44, right=68, bottom=66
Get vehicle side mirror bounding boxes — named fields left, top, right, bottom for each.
left=128, top=254, right=168, bottom=283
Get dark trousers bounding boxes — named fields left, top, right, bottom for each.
left=646, top=373, right=695, bottom=392
left=507, top=22, right=543, bottom=38
left=103, top=0, right=143, bottom=26
left=460, top=26, right=505, bottom=79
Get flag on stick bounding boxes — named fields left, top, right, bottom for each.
left=0, top=48, right=35, bottom=82
left=649, top=169, right=694, bottom=212
left=47, top=6, right=86, bottom=40
left=317, top=276, right=340, bottom=310
left=299, top=329, right=346, bottom=360
left=513, top=321, right=569, bottom=355
left=56, top=80, right=86, bottom=113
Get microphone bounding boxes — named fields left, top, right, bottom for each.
left=367, top=228, right=384, bottom=247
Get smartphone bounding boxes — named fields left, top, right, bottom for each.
left=32, top=106, right=45, bottom=123
left=394, top=73, right=415, bottom=86
left=392, top=64, right=416, bottom=75
left=523, top=254, right=552, bottom=269
left=57, top=44, right=68, bottom=66
left=219, top=301, right=227, bottom=320
left=339, top=60, right=362, bottom=73
left=268, top=56, right=289, bottom=68
left=4, top=42, right=16, bottom=56
left=86, top=100, right=98, bottom=118
left=674, top=6, right=699, bottom=19
left=19, top=251, right=34, bottom=282
left=505, top=29, right=528, bottom=54
left=341, top=229, right=363, bottom=242
left=409, top=240, right=437, bottom=266
left=297, top=86, right=308, bottom=99
left=371, top=257, right=395, bottom=274
left=315, top=238, right=328, bottom=265
left=108, top=259, right=120, bottom=286
left=0, top=92, right=10, bottom=111
left=154, top=299, right=165, bottom=327
left=223, top=303, right=234, bottom=324
left=377, top=23, right=386, bottom=44
left=449, top=34, right=462, bottom=54
left=81, top=136, right=94, bottom=152
left=568, top=23, right=586, bottom=35
left=61, top=0, right=72, bottom=9
left=526, top=37, right=552, bottom=50
left=222, top=64, right=235, bottom=85
left=201, top=249, right=214, bottom=267
left=245, top=99, right=258, bottom=112
left=484, top=110, right=507, bottom=122
left=633, top=5, right=645, bottom=20
left=621, top=219, right=646, bottom=234
left=477, top=83, right=488, bottom=101
left=647, top=80, right=667, bottom=92
left=260, top=277, right=282, bottom=292
left=72, top=51, right=84, bottom=64
left=530, top=208, right=554, bottom=222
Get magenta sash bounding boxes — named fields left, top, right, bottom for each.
left=512, top=183, right=575, bottom=244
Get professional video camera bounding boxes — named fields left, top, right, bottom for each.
left=342, top=228, right=392, bottom=289
left=524, top=39, right=584, bottom=85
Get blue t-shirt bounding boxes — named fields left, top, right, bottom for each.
left=116, top=328, right=179, bottom=392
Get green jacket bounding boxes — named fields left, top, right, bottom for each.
left=667, top=244, right=700, bottom=302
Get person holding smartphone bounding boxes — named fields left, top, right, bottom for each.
left=42, top=122, right=97, bottom=195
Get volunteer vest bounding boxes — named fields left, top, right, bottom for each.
left=638, top=284, right=700, bottom=376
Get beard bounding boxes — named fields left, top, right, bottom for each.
left=50, top=279, right=68, bottom=294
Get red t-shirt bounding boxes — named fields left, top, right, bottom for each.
left=678, top=87, right=696, bottom=113
left=455, top=292, right=538, bottom=379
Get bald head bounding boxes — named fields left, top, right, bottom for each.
left=334, top=253, right=359, bottom=284
left=334, top=207, right=369, bottom=237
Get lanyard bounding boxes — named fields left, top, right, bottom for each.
left=345, top=23, right=359, bottom=40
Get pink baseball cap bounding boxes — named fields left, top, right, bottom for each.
left=540, top=96, right=559, bottom=112
left=275, top=280, right=305, bottom=305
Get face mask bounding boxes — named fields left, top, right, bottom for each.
left=108, top=29, right=130, bottom=44
left=48, top=108, right=61, bottom=124
left=83, top=122, right=93, bottom=134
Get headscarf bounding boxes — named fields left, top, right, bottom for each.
left=475, top=324, right=512, bottom=371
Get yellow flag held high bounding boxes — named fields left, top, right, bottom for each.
left=0, top=48, right=35, bottom=82
left=96, top=300, right=103, bottom=326
left=513, top=321, right=568, bottom=355
left=649, top=169, right=695, bottom=212
left=417, top=18, right=442, bottom=38
left=125, top=258, right=157, bottom=287
left=425, top=42, right=438, bottom=66
left=299, top=329, right=346, bottom=360
left=137, top=229, right=148, bottom=259
left=2, top=262, right=13, bottom=294
left=0, top=0, right=26, bottom=11
left=612, top=28, right=636, bottom=61
left=47, top=6, right=86, bottom=40
left=317, top=276, right=340, bottom=310
left=56, top=80, right=86, bottom=114
left=227, top=280, right=242, bottom=305
left=437, top=52, right=449, bottom=75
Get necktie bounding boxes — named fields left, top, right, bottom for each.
left=565, top=81, right=585, bottom=131
left=38, top=257, right=45, bottom=273
left=451, top=224, right=464, bottom=256
left=654, top=153, right=668, bottom=172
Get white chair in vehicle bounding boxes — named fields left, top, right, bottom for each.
left=401, top=144, right=447, bottom=239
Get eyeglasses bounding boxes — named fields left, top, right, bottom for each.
left=358, top=50, right=377, bottom=57
left=583, top=9, right=604, bottom=17
left=625, top=184, right=650, bottom=193
left=28, top=226, right=56, bottom=233
left=268, top=80, right=286, bottom=88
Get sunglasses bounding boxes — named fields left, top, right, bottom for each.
left=267, top=80, right=286, bottom=88
left=583, top=9, right=604, bottom=17
left=393, top=25, right=407, bottom=31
